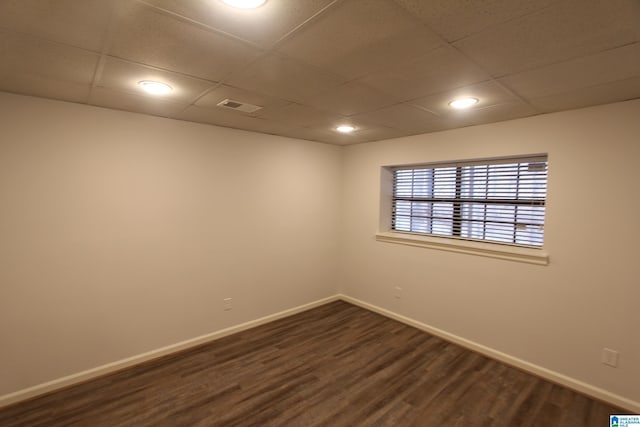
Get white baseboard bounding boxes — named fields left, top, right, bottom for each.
left=338, top=294, right=640, bottom=413
left=0, top=295, right=340, bottom=409
left=2, top=293, right=638, bottom=414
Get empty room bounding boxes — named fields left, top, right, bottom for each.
left=1, top=0, right=639, bottom=425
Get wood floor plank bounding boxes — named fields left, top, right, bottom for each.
left=0, top=301, right=629, bottom=426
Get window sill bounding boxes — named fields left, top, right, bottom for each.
left=375, top=231, right=549, bottom=266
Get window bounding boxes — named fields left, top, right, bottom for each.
left=391, top=155, right=548, bottom=248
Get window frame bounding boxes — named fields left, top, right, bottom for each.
left=377, top=155, right=550, bottom=265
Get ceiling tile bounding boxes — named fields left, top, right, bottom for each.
left=500, top=43, right=640, bottom=99
left=195, top=84, right=291, bottom=111
left=410, top=81, right=522, bottom=116
left=0, top=30, right=98, bottom=103
left=276, top=127, right=345, bottom=144
left=409, top=82, right=541, bottom=128
left=360, top=46, right=491, bottom=101
left=276, top=0, right=443, bottom=79
left=279, top=124, right=406, bottom=145
left=393, top=0, right=560, bottom=42
left=177, top=105, right=290, bottom=134
left=0, top=82, right=90, bottom=105
left=349, top=104, right=449, bottom=134
left=97, top=57, right=216, bottom=103
left=299, top=81, right=400, bottom=116
left=530, top=76, right=640, bottom=113
left=226, top=53, right=346, bottom=103
left=0, top=0, right=114, bottom=52
left=141, top=0, right=336, bottom=49
left=340, top=126, right=407, bottom=144
left=109, top=2, right=263, bottom=81
left=1, top=0, right=638, bottom=142
left=443, top=101, right=539, bottom=128
left=454, top=0, right=640, bottom=77
left=254, top=103, right=345, bottom=127
left=88, top=87, right=188, bottom=117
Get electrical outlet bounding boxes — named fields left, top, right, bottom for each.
left=602, top=348, right=619, bottom=368
left=393, top=286, right=402, bottom=299
left=223, top=298, right=232, bottom=311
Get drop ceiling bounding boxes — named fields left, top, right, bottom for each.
left=1, top=0, right=639, bottom=145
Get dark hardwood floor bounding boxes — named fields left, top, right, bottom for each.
left=0, top=301, right=626, bottom=426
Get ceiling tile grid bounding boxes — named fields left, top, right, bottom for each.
left=194, top=84, right=291, bottom=111
left=109, top=1, right=265, bottom=82
left=97, top=57, right=217, bottom=103
left=499, top=43, right=640, bottom=100
left=0, top=0, right=114, bottom=52
left=89, top=86, right=188, bottom=118
left=0, top=0, right=639, bottom=145
left=0, top=29, right=100, bottom=103
left=275, top=0, right=444, bottom=79
left=298, top=80, right=400, bottom=116
left=452, top=0, right=640, bottom=77
left=392, top=0, right=563, bottom=43
left=139, top=0, right=338, bottom=49
left=409, top=81, right=523, bottom=117
left=358, top=45, right=492, bottom=101
left=224, top=52, right=347, bottom=103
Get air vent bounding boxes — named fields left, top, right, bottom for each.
left=216, top=98, right=263, bottom=113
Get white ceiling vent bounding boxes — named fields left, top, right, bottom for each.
left=216, top=98, right=263, bottom=113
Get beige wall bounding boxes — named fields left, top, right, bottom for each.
left=340, top=99, right=640, bottom=405
left=1, top=91, right=638, bottom=408
left=0, top=92, right=342, bottom=396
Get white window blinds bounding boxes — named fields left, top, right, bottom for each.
left=392, top=155, right=548, bottom=247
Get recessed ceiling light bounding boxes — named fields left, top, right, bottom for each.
left=220, top=0, right=267, bottom=9
left=336, top=125, right=356, bottom=133
left=138, top=80, right=172, bottom=95
left=449, top=97, right=479, bottom=109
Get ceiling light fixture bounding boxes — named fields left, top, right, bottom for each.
left=138, top=80, right=172, bottom=95
left=449, top=97, right=479, bottom=109
left=220, top=0, right=267, bottom=9
left=336, top=125, right=356, bottom=133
